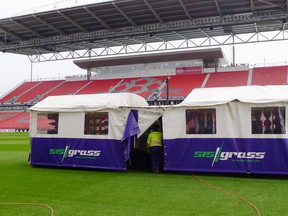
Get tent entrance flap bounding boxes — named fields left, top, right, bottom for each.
left=121, top=110, right=140, bottom=162
left=137, top=108, right=164, bottom=137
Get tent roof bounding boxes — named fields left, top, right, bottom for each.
left=30, top=93, right=148, bottom=112
left=180, top=85, right=288, bottom=107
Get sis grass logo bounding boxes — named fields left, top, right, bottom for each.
left=49, top=145, right=101, bottom=160
left=194, top=144, right=265, bottom=168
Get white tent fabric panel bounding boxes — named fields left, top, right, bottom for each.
left=180, top=85, right=288, bottom=107
left=137, top=107, right=164, bottom=137
left=30, top=93, right=148, bottom=112
left=162, top=107, right=187, bottom=139
left=58, top=112, right=85, bottom=138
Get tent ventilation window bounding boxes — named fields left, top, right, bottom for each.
left=251, top=107, right=286, bottom=134
left=185, top=109, right=216, bottom=134
left=84, top=112, right=109, bottom=135
left=36, top=113, right=59, bottom=134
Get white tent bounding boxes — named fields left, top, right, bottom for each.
left=29, top=86, right=288, bottom=174
left=162, top=85, right=288, bottom=174
left=29, top=93, right=154, bottom=170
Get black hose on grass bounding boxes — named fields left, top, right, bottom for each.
left=0, top=202, right=54, bottom=216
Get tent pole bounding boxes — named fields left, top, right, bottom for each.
left=30, top=61, right=33, bottom=81
left=166, top=77, right=170, bottom=105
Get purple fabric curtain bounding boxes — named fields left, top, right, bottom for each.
left=121, top=110, right=140, bottom=162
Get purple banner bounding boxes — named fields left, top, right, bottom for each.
left=30, top=137, right=127, bottom=170
left=164, top=138, right=288, bottom=174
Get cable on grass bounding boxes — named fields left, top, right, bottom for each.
left=192, top=175, right=261, bottom=216
left=0, top=202, right=54, bottom=216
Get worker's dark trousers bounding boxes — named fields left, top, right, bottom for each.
left=150, top=146, right=162, bottom=173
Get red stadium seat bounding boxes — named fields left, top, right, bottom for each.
left=14, top=80, right=64, bottom=103
left=77, top=79, right=121, bottom=94
left=0, top=112, right=30, bottom=130
left=40, top=80, right=90, bottom=101
left=251, top=66, right=288, bottom=85
left=0, top=81, right=40, bottom=103
left=161, top=74, right=206, bottom=98
left=205, top=71, right=249, bottom=87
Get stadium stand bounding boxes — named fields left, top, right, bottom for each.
left=1, top=65, right=288, bottom=130
left=204, top=70, right=249, bottom=88
left=112, top=76, right=168, bottom=98
left=0, top=111, right=29, bottom=130
left=251, top=65, right=288, bottom=85
left=39, top=80, right=91, bottom=100
left=0, top=81, right=40, bottom=103
left=0, top=112, right=19, bottom=121
left=14, top=80, right=64, bottom=103
left=76, top=79, right=121, bottom=94
left=160, top=74, right=207, bottom=98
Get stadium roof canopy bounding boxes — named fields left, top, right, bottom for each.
left=74, top=48, right=225, bottom=68
left=0, top=0, right=288, bottom=62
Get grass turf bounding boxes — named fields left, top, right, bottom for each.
left=0, top=132, right=287, bottom=216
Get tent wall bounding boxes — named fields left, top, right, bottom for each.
left=162, top=102, right=288, bottom=174
left=30, top=108, right=129, bottom=139
left=30, top=137, right=126, bottom=170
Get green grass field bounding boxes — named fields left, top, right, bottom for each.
left=0, top=132, right=287, bottom=216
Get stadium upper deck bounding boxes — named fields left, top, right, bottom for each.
left=1, top=64, right=287, bottom=105
left=1, top=63, right=288, bottom=131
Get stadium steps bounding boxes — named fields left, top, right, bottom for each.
left=77, top=79, right=122, bottom=94
left=0, top=81, right=40, bottom=103
left=108, top=79, right=124, bottom=93
left=0, top=111, right=30, bottom=130
left=14, top=80, right=64, bottom=103
left=45, top=80, right=90, bottom=96
left=39, top=80, right=65, bottom=100
left=15, top=81, right=42, bottom=102
left=0, top=112, right=19, bottom=123
left=247, top=68, right=253, bottom=85
left=74, top=80, right=93, bottom=94
left=39, top=80, right=95, bottom=101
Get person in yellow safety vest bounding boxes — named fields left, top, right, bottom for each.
left=147, top=124, right=163, bottom=173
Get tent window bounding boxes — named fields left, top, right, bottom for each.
left=84, top=112, right=108, bottom=135
left=37, top=113, right=59, bottom=134
left=251, top=107, right=286, bottom=134
left=185, top=109, right=216, bottom=134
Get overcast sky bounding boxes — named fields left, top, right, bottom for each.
left=1, top=0, right=288, bottom=96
